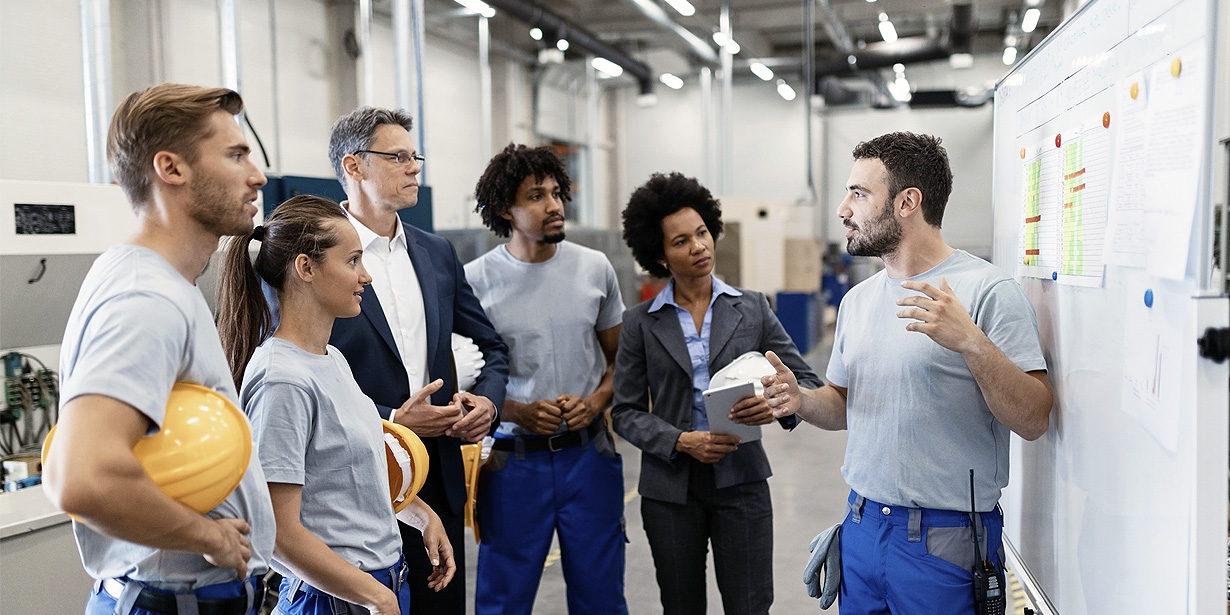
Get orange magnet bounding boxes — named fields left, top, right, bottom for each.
left=1020, top=147, right=1027, bottom=159
left=1102, top=112, right=1110, bottom=128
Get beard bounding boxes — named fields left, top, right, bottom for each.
left=846, top=197, right=902, bottom=257
left=543, top=231, right=566, bottom=244
left=188, top=169, right=256, bottom=237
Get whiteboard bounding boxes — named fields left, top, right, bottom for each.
left=991, top=0, right=1228, bottom=614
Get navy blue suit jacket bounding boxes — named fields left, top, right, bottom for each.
left=330, top=221, right=509, bottom=517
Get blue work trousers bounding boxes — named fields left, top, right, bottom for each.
left=839, top=491, right=1005, bottom=615
left=474, top=439, right=628, bottom=615
left=85, top=575, right=262, bottom=615
left=275, top=556, right=409, bottom=615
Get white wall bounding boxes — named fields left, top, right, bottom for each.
left=822, top=105, right=995, bottom=258
left=0, top=0, right=88, bottom=183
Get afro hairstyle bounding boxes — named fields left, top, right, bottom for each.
left=621, top=172, right=723, bottom=279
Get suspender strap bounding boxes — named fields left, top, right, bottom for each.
left=284, top=576, right=304, bottom=601
left=907, top=508, right=923, bottom=543
left=849, top=495, right=866, bottom=523
left=242, top=579, right=254, bottom=615
left=174, top=593, right=200, bottom=615
left=113, top=579, right=143, bottom=615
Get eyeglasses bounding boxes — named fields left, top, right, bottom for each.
left=353, top=149, right=425, bottom=168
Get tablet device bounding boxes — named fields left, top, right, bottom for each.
left=702, top=381, right=761, bottom=443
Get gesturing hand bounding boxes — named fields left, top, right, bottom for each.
left=390, top=380, right=464, bottom=438
left=762, top=351, right=801, bottom=418
left=448, top=392, right=496, bottom=442
left=896, top=277, right=983, bottom=354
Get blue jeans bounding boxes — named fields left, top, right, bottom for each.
left=85, top=575, right=262, bottom=615
left=839, top=491, right=1005, bottom=615
left=475, top=440, right=628, bottom=615
left=276, top=556, right=410, bottom=615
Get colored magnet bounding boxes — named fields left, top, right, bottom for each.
left=1102, top=112, right=1111, bottom=128
left=1019, top=147, right=1026, bottom=159
left=1052, top=271, right=1058, bottom=281
left=1170, top=57, right=1182, bottom=77
left=1144, top=289, right=1154, bottom=308
left=1055, top=134, right=1062, bottom=148
left=1130, top=82, right=1139, bottom=100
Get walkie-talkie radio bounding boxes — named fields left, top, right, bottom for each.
left=969, top=470, right=1005, bottom=615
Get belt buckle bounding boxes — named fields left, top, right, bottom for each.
left=547, top=433, right=567, bottom=452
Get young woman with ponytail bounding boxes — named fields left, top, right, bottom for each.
left=216, top=195, right=454, bottom=615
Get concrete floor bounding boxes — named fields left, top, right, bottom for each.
left=461, top=347, right=851, bottom=614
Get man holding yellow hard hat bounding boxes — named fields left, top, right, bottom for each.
left=41, top=83, right=276, bottom=615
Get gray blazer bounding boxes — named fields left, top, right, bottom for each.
left=612, top=289, right=822, bottom=504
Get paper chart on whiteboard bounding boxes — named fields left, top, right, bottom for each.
left=1016, top=120, right=1110, bottom=286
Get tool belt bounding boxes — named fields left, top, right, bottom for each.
left=490, top=421, right=604, bottom=453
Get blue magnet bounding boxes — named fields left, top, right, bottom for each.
left=1051, top=271, right=1058, bottom=281
left=1144, top=289, right=1154, bottom=308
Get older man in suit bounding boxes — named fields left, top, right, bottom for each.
left=326, top=107, right=509, bottom=615
left=612, top=172, right=821, bottom=615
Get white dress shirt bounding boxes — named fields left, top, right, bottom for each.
left=347, top=208, right=429, bottom=393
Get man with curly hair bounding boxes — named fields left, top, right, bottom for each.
left=464, top=144, right=628, bottom=615
left=612, top=172, right=819, bottom=615
left=763, top=132, right=1052, bottom=614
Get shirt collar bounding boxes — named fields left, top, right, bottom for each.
left=344, top=202, right=406, bottom=252
left=648, top=275, right=742, bottom=313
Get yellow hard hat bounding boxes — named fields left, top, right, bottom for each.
left=382, top=420, right=429, bottom=513
left=43, top=382, right=252, bottom=515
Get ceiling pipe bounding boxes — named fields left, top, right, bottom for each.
left=622, top=0, right=718, bottom=65
left=483, top=0, right=654, bottom=94
left=812, top=3, right=973, bottom=81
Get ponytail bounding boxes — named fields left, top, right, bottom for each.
left=217, top=228, right=271, bottom=391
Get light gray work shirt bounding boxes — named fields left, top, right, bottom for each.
left=827, top=249, right=1047, bottom=511
left=464, top=241, right=624, bottom=437
left=241, top=337, right=401, bottom=574
left=58, top=245, right=275, bottom=589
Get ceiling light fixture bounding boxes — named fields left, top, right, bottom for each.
left=591, top=57, right=623, bottom=77
left=453, top=0, right=494, bottom=18
left=750, top=62, right=774, bottom=81
left=712, top=31, right=741, bottom=54
left=529, top=27, right=542, bottom=41
left=1003, top=46, right=1018, bottom=65
left=776, top=79, right=796, bottom=101
left=659, top=73, right=684, bottom=89
left=663, top=0, right=696, bottom=17
left=878, top=13, right=898, bottom=43
left=556, top=38, right=570, bottom=51
left=1022, top=8, right=1040, bottom=33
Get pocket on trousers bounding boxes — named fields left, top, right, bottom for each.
left=924, top=526, right=978, bottom=573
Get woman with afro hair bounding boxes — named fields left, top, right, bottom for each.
left=610, top=172, right=822, bottom=615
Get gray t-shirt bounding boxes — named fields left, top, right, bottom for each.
left=464, top=241, right=624, bottom=437
left=241, top=337, right=401, bottom=574
left=58, top=245, right=275, bottom=589
left=827, top=249, right=1046, bottom=511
